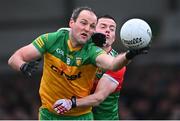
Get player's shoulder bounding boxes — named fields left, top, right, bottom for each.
left=52, top=27, right=70, bottom=41
left=41, top=28, right=69, bottom=46
left=56, top=27, right=69, bottom=35
left=89, top=44, right=105, bottom=54
left=84, top=40, right=101, bottom=50
left=57, top=27, right=71, bottom=32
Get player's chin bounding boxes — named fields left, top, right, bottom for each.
left=80, top=38, right=89, bottom=44
left=77, top=40, right=87, bottom=45
left=103, top=43, right=110, bottom=48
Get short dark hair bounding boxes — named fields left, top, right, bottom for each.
left=98, top=14, right=116, bottom=23
left=71, top=6, right=96, bottom=21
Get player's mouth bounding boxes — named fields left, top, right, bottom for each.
left=80, top=33, right=88, bottom=39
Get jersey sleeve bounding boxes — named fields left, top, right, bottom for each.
left=88, top=45, right=106, bottom=65
left=103, top=67, right=126, bottom=92
left=32, top=31, right=58, bottom=54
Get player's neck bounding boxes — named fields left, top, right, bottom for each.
left=69, top=32, right=83, bottom=48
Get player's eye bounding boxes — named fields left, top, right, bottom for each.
left=110, top=28, right=115, bottom=32
left=90, top=24, right=96, bottom=29
left=100, top=25, right=106, bottom=29
left=80, top=21, right=87, bottom=25
left=109, top=26, right=115, bottom=32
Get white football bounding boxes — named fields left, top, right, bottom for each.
left=120, top=18, right=152, bottom=49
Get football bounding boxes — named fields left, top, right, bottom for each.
left=120, top=18, right=152, bottom=49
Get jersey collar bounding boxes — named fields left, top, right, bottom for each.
left=67, top=40, right=82, bottom=51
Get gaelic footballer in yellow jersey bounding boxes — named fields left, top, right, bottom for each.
left=32, top=29, right=105, bottom=116
left=9, top=7, right=146, bottom=120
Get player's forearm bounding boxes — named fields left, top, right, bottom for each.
left=8, top=52, right=25, bottom=71
left=52, top=95, right=105, bottom=115
left=76, top=93, right=106, bottom=107
left=110, top=53, right=129, bottom=71
left=8, top=44, right=42, bottom=71
left=96, top=53, right=130, bottom=71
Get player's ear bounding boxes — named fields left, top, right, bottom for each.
left=69, top=18, right=74, bottom=28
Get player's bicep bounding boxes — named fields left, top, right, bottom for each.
left=94, top=75, right=118, bottom=98
left=18, top=43, right=42, bottom=61
left=8, top=43, right=42, bottom=71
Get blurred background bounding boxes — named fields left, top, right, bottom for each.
left=0, top=0, right=180, bottom=119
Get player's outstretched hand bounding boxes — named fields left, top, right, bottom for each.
left=53, top=96, right=77, bottom=114
left=91, top=33, right=106, bottom=47
left=20, top=59, right=41, bottom=77
left=53, top=99, right=72, bottom=114
left=125, top=46, right=150, bottom=60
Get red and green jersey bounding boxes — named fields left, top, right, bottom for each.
left=92, top=49, right=126, bottom=120
left=32, top=29, right=105, bottom=116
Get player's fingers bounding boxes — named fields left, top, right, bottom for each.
left=56, top=106, right=66, bottom=114
left=53, top=103, right=62, bottom=109
left=57, top=105, right=64, bottom=110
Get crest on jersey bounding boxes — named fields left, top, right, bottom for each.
left=66, top=57, right=71, bottom=65
left=76, top=57, right=82, bottom=66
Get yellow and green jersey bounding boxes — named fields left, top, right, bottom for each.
left=32, top=29, right=105, bottom=116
